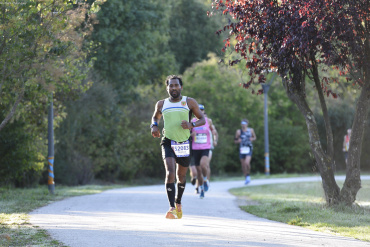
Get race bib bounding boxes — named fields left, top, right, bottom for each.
left=240, top=146, right=250, bottom=154
left=171, top=140, right=190, bottom=157
left=195, top=133, right=207, bottom=144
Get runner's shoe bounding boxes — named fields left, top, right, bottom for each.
left=195, top=187, right=199, bottom=194
left=175, top=203, right=182, bottom=219
left=244, top=176, right=251, bottom=185
left=191, top=178, right=196, bottom=186
left=200, top=189, right=205, bottom=199
left=204, top=180, right=209, bottom=192
left=165, top=207, right=177, bottom=219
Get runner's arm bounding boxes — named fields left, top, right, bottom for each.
left=234, top=129, right=241, bottom=144
left=250, top=128, right=257, bottom=142
left=181, top=98, right=205, bottom=129
left=208, top=119, right=218, bottom=146
left=151, top=100, right=163, bottom=138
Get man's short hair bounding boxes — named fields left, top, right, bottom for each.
left=165, top=75, right=183, bottom=86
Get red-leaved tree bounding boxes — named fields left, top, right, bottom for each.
left=211, top=0, right=370, bottom=205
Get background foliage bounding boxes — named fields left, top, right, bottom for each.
left=0, top=0, right=368, bottom=187
left=0, top=0, right=93, bottom=186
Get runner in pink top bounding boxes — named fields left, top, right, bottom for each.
left=190, top=104, right=215, bottom=198
left=192, top=117, right=212, bottom=150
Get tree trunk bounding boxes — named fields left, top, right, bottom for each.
left=339, top=35, right=370, bottom=205
left=311, top=60, right=334, bottom=160
left=282, top=75, right=340, bottom=205
left=340, top=80, right=370, bottom=205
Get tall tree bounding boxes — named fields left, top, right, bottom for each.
left=0, top=0, right=93, bottom=131
left=168, top=0, right=223, bottom=73
left=90, top=0, right=177, bottom=98
left=212, top=0, right=370, bottom=205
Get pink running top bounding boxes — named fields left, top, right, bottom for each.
left=191, top=117, right=211, bottom=150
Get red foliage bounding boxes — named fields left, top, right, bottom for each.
left=212, top=0, right=369, bottom=92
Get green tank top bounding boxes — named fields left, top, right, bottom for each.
left=162, top=96, right=191, bottom=142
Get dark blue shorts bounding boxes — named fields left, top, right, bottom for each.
left=239, top=146, right=253, bottom=159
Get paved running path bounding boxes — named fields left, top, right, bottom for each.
left=30, top=176, right=370, bottom=247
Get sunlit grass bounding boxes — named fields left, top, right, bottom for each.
left=0, top=184, right=123, bottom=246
left=211, top=172, right=317, bottom=181
left=230, top=180, right=370, bottom=242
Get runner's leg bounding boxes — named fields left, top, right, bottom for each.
left=245, top=156, right=252, bottom=175
left=176, top=164, right=188, bottom=204
left=190, top=165, right=197, bottom=185
left=164, top=157, right=176, bottom=208
left=200, top=155, right=210, bottom=191
left=196, top=165, right=204, bottom=189
left=207, top=151, right=213, bottom=181
left=240, top=158, right=248, bottom=177
left=200, top=155, right=209, bottom=180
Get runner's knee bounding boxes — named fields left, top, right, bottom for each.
left=177, top=174, right=186, bottom=184
left=166, top=170, right=175, bottom=183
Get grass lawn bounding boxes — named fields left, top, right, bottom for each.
left=230, top=180, right=370, bottom=242
left=0, top=185, right=123, bottom=246
left=211, top=172, right=317, bottom=182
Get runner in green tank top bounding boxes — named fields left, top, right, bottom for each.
left=150, top=75, right=205, bottom=219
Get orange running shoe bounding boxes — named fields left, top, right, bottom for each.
left=165, top=207, right=177, bottom=219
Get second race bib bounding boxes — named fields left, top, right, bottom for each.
left=240, top=146, right=251, bottom=154
left=195, top=133, right=207, bottom=144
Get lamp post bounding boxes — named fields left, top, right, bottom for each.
left=48, top=94, right=55, bottom=194
left=262, top=73, right=277, bottom=175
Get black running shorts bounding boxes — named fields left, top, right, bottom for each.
left=161, top=137, right=190, bottom=167
left=192, top=149, right=210, bottom=166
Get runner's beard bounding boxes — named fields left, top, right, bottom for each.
left=170, top=90, right=180, bottom=98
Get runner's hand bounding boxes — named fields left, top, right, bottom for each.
left=151, top=126, right=161, bottom=138
left=181, top=120, right=191, bottom=129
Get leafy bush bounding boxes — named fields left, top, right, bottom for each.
left=0, top=118, right=45, bottom=187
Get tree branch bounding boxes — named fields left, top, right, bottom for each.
left=0, top=86, right=25, bottom=132
left=311, top=56, right=334, bottom=159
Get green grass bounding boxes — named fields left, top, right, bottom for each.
left=230, top=180, right=370, bottom=242
left=0, top=184, right=123, bottom=246
left=211, top=172, right=317, bottom=182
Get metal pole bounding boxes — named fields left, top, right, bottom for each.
left=261, top=73, right=276, bottom=175
left=48, top=94, right=55, bottom=194
left=262, top=84, right=270, bottom=175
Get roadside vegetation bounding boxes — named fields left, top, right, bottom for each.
left=0, top=185, right=123, bottom=246
left=230, top=180, right=370, bottom=242
left=2, top=0, right=370, bottom=190
left=1, top=0, right=370, bottom=243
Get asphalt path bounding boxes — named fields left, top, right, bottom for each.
left=30, top=176, right=370, bottom=247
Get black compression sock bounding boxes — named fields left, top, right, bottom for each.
left=166, top=183, right=176, bottom=208
left=175, top=183, right=186, bottom=204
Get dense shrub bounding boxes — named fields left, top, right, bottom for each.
left=0, top=118, right=45, bottom=187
